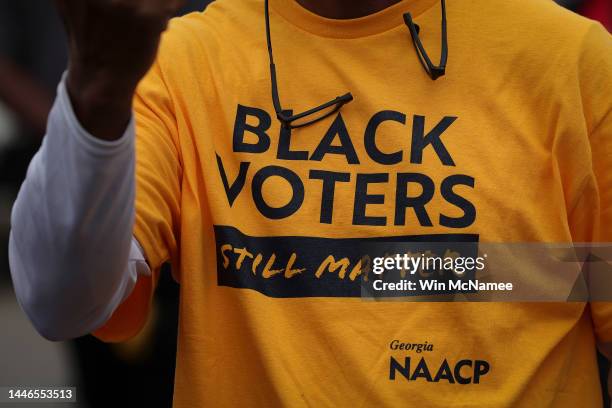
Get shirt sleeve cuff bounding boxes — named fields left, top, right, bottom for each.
left=57, top=72, right=135, bottom=156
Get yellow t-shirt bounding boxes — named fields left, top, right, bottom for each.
left=94, top=0, right=612, bottom=406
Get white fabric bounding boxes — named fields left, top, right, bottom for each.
left=8, top=76, right=149, bottom=341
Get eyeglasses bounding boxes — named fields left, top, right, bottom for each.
left=403, top=0, right=448, bottom=80
left=264, top=0, right=447, bottom=129
left=264, top=0, right=354, bottom=129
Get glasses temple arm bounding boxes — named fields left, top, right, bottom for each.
left=403, top=0, right=448, bottom=80
left=265, top=0, right=285, bottom=115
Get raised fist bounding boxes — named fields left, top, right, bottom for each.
left=55, top=0, right=184, bottom=139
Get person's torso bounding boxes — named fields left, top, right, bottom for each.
left=152, top=0, right=603, bottom=405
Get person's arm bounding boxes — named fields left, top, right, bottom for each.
left=8, top=0, right=182, bottom=341
left=569, top=21, right=612, bottom=403
left=9, top=78, right=147, bottom=340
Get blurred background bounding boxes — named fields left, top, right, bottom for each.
left=0, top=1, right=609, bottom=407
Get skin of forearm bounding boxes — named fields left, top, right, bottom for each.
left=66, top=65, right=133, bottom=141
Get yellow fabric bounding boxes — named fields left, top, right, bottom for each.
left=94, top=0, right=612, bottom=406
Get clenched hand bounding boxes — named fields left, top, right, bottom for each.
left=55, top=0, right=184, bottom=140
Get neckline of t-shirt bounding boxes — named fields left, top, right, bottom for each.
left=269, top=0, right=440, bottom=39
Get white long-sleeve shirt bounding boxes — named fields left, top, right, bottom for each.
left=8, top=77, right=150, bottom=341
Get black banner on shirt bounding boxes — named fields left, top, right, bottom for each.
left=214, top=225, right=479, bottom=298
